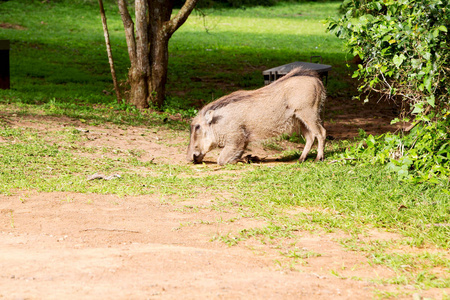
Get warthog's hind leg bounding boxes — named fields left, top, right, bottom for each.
left=299, top=122, right=314, bottom=162
left=297, top=115, right=326, bottom=162
left=314, top=123, right=326, bottom=161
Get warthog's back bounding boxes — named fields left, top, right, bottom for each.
left=200, top=68, right=325, bottom=141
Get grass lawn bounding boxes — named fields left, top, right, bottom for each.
left=0, top=0, right=449, bottom=294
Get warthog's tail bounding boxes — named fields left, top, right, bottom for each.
left=319, top=81, right=327, bottom=116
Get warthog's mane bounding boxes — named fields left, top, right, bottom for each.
left=201, top=67, right=319, bottom=114
left=285, top=67, right=320, bottom=80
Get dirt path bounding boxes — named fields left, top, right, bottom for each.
left=0, top=192, right=421, bottom=300
left=1, top=98, right=447, bottom=299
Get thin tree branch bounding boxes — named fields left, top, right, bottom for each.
left=98, top=0, right=121, bottom=104
left=117, top=0, right=137, bottom=67
left=165, top=0, right=199, bottom=36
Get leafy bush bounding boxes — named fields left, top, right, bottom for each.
left=327, top=0, right=450, bottom=183
left=327, top=0, right=449, bottom=115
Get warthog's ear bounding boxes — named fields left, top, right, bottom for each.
left=204, top=110, right=215, bottom=125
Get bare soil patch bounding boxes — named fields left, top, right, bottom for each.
left=0, top=23, right=27, bottom=30
left=1, top=100, right=447, bottom=299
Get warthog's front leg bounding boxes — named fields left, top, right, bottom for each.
left=217, top=133, right=249, bottom=165
left=217, top=145, right=245, bottom=165
left=217, top=127, right=249, bottom=165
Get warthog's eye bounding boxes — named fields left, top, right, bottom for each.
left=194, top=124, right=201, bottom=131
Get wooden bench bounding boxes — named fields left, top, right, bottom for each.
left=263, top=61, right=332, bottom=85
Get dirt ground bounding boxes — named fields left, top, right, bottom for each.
left=1, top=94, right=448, bottom=299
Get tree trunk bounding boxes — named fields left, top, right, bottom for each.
left=128, top=67, right=150, bottom=108
left=117, top=0, right=199, bottom=109
left=149, top=35, right=169, bottom=108
left=148, top=0, right=173, bottom=108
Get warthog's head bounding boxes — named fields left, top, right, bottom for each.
left=186, top=110, right=217, bottom=164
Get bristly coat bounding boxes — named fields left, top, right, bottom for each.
left=187, top=67, right=326, bottom=165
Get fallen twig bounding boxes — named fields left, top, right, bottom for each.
left=87, top=173, right=121, bottom=181
left=81, top=228, right=141, bottom=233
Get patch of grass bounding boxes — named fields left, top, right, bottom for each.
left=234, top=163, right=450, bottom=248
left=278, top=149, right=300, bottom=161
left=0, top=121, right=197, bottom=196
left=371, top=289, right=410, bottom=299
left=280, top=247, right=322, bottom=260
left=280, top=132, right=305, bottom=144
left=211, top=232, right=241, bottom=246
left=339, top=237, right=450, bottom=289
left=262, top=140, right=284, bottom=151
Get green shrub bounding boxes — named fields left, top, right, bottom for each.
left=327, top=0, right=450, bottom=183
left=327, top=0, right=449, bottom=115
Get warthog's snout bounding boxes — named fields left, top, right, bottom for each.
left=193, top=153, right=205, bottom=164
left=186, top=151, right=205, bottom=164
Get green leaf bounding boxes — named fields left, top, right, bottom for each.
left=398, top=169, right=409, bottom=178
left=411, top=102, right=424, bottom=114
left=375, top=2, right=382, bottom=11
left=433, top=29, right=439, bottom=38
left=366, top=135, right=376, bottom=148
left=427, top=95, right=435, bottom=107
left=411, top=59, right=422, bottom=69
left=424, top=76, right=432, bottom=93
left=393, top=54, right=405, bottom=67
left=437, top=25, right=447, bottom=32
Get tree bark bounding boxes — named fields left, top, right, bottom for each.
left=98, top=0, right=121, bottom=104
left=129, top=0, right=150, bottom=108
left=117, top=0, right=199, bottom=109
left=147, top=0, right=172, bottom=108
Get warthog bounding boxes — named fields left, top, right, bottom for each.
left=187, top=67, right=326, bottom=165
